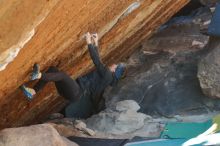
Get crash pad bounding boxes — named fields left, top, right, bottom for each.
left=125, top=139, right=188, bottom=146
left=208, top=3, right=220, bottom=36
left=160, top=120, right=212, bottom=139
left=68, top=137, right=128, bottom=146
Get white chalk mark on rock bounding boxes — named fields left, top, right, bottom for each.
left=120, top=2, right=141, bottom=20
left=99, top=1, right=142, bottom=39
left=0, top=9, right=53, bottom=72
left=0, top=29, right=35, bottom=71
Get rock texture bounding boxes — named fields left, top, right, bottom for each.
left=86, top=100, right=149, bottom=135
left=0, top=0, right=189, bottom=129
left=104, top=8, right=220, bottom=118
left=198, top=37, right=220, bottom=98
left=49, top=121, right=95, bottom=138
left=0, top=124, right=78, bottom=146
left=200, top=0, right=220, bottom=6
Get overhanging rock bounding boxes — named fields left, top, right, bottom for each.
left=0, top=0, right=189, bottom=129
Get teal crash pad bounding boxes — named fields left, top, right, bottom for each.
left=160, top=120, right=212, bottom=139
left=125, top=139, right=188, bottom=146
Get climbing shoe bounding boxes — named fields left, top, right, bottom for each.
left=30, top=63, right=41, bottom=80
left=20, top=85, right=35, bottom=101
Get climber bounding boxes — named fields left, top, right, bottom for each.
left=20, top=32, right=126, bottom=118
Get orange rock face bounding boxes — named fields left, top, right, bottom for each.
left=0, top=0, right=189, bottom=129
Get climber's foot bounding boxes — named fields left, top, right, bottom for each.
left=30, top=63, right=41, bottom=80
left=20, top=85, right=36, bottom=101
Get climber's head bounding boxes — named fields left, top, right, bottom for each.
left=109, top=63, right=126, bottom=80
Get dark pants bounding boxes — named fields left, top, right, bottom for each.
left=65, top=90, right=94, bottom=119
left=33, top=66, right=93, bottom=118
left=33, top=66, right=82, bottom=102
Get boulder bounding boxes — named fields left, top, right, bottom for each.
left=198, top=37, right=220, bottom=98
left=0, top=0, right=189, bottom=129
left=74, top=120, right=95, bottom=136
left=104, top=9, right=220, bottom=117
left=49, top=123, right=87, bottom=138
left=0, top=124, right=78, bottom=146
left=115, top=100, right=140, bottom=112
left=86, top=100, right=148, bottom=135
left=200, top=0, right=220, bottom=6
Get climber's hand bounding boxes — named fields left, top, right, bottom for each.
left=85, top=32, right=92, bottom=45
left=92, top=33, right=98, bottom=46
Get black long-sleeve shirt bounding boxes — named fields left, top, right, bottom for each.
left=76, top=44, right=117, bottom=105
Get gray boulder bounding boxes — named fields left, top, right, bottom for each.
left=115, top=100, right=140, bottom=112
left=86, top=100, right=149, bottom=135
left=200, top=0, right=220, bottom=7
left=104, top=10, right=220, bottom=117
left=198, top=37, right=220, bottom=98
